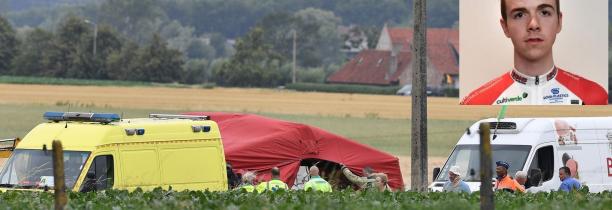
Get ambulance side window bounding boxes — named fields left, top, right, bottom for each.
left=528, top=146, right=554, bottom=185
left=80, top=155, right=114, bottom=192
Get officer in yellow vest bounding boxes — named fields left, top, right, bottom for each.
left=238, top=171, right=256, bottom=192
left=303, top=166, right=332, bottom=192
left=256, top=167, right=289, bottom=192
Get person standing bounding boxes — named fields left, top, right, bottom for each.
left=442, top=166, right=471, bottom=193
left=558, top=166, right=581, bottom=192
left=515, top=171, right=528, bottom=189
left=256, top=167, right=289, bottom=193
left=341, top=165, right=376, bottom=190
left=494, top=161, right=525, bottom=193
left=238, top=171, right=257, bottom=192
left=303, top=166, right=332, bottom=192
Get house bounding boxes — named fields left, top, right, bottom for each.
left=328, top=25, right=459, bottom=89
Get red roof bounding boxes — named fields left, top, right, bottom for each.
left=329, top=28, right=458, bottom=85
left=327, top=49, right=411, bottom=85
left=183, top=112, right=404, bottom=190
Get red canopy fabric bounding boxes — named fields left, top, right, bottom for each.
left=183, top=112, right=404, bottom=189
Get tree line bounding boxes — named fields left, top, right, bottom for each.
left=0, top=15, right=189, bottom=83
left=0, top=8, right=350, bottom=86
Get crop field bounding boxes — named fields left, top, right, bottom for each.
left=0, top=189, right=610, bottom=210
left=2, top=83, right=612, bottom=187
left=1, top=84, right=611, bottom=121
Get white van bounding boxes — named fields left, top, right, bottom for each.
left=429, top=117, right=612, bottom=193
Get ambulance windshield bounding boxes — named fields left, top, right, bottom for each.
left=0, top=149, right=90, bottom=189
left=436, top=145, right=531, bottom=182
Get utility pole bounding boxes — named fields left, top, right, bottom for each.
left=292, top=29, right=297, bottom=84
left=479, top=123, right=494, bottom=210
left=85, top=19, right=97, bottom=58
left=411, top=0, right=428, bottom=191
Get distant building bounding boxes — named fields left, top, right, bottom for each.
left=338, top=25, right=369, bottom=59
left=328, top=25, right=459, bottom=89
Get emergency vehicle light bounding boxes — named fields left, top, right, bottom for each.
left=43, top=112, right=120, bottom=123
left=125, top=128, right=145, bottom=136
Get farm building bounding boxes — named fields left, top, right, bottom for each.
left=328, top=25, right=459, bottom=89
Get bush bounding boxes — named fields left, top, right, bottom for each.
left=286, top=83, right=399, bottom=95
left=0, top=188, right=609, bottom=210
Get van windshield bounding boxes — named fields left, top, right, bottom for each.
left=0, top=149, right=90, bottom=189
left=436, top=145, right=531, bottom=182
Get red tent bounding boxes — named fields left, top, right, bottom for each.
left=184, top=112, right=404, bottom=190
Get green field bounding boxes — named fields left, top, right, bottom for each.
left=0, top=189, right=609, bottom=210
left=0, top=76, right=215, bottom=89
left=0, top=103, right=472, bottom=157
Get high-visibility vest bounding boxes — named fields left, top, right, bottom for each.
left=256, top=179, right=289, bottom=192
left=495, top=175, right=525, bottom=193
left=239, top=184, right=255, bottom=192
left=304, top=176, right=332, bottom=192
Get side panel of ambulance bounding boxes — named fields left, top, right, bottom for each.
left=75, top=118, right=228, bottom=192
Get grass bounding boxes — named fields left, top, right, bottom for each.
left=0, top=103, right=472, bottom=157
left=0, top=75, right=215, bottom=89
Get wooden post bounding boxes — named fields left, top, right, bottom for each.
left=411, top=0, right=428, bottom=191
left=479, top=123, right=494, bottom=210
left=52, top=140, right=67, bottom=210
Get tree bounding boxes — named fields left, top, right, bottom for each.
left=52, top=15, right=92, bottom=78
left=98, top=0, right=166, bottom=43
left=106, top=41, right=141, bottom=81
left=11, top=28, right=56, bottom=76
left=214, top=27, right=286, bottom=87
left=138, top=33, right=184, bottom=83
left=0, top=15, right=18, bottom=74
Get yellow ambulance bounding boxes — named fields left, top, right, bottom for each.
left=0, top=112, right=228, bottom=192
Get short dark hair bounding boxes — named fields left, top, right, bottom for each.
left=271, top=167, right=280, bottom=177
left=501, top=0, right=560, bottom=21
left=559, top=166, right=571, bottom=176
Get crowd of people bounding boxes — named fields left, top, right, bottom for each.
left=442, top=161, right=582, bottom=193
left=228, top=164, right=392, bottom=193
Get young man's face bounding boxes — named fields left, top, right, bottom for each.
left=500, top=0, right=562, bottom=62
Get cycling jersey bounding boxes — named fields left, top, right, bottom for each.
left=461, top=67, right=608, bottom=105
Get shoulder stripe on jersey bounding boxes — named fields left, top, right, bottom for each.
left=555, top=68, right=608, bottom=105
left=461, top=72, right=514, bottom=105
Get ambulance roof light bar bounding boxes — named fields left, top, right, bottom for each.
left=43, top=112, right=121, bottom=123
left=149, top=114, right=210, bottom=121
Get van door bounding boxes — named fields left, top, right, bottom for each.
left=76, top=151, right=117, bottom=192
left=525, top=144, right=559, bottom=191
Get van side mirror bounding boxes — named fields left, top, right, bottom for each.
left=432, top=167, right=441, bottom=182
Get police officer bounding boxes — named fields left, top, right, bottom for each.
left=303, top=166, right=332, bottom=192
left=256, top=167, right=289, bottom=192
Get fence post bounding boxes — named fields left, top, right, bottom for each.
left=52, top=140, right=67, bottom=210
left=479, top=123, right=494, bottom=210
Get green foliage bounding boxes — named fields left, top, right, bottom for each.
left=0, top=15, right=18, bottom=74
left=296, top=67, right=326, bottom=83
left=286, top=83, right=400, bottom=95
left=214, top=27, right=287, bottom=87
left=0, top=75, right=213, bottom=88
left=138, top=34, right=184, bottom=83
left=0, top=189, right=609, bottom=210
